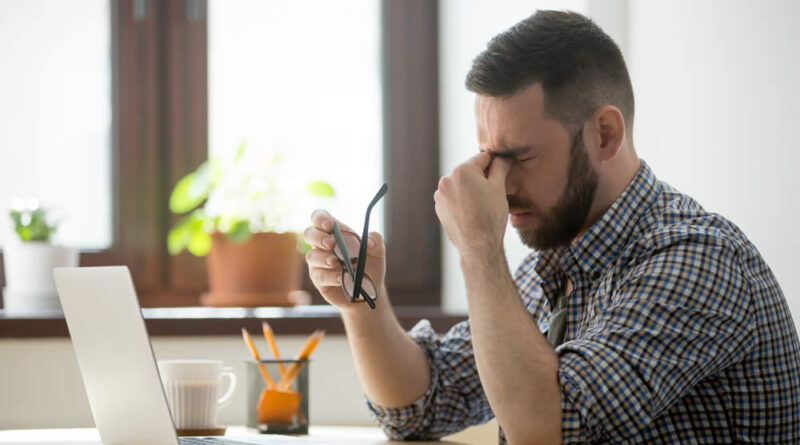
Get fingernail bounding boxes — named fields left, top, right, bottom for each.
left=368, top=238, right=375, bottom=249
left=326, top=256, right=335, bottom=266
left=323, top=221, right=332, bottom=231
left=323, top=238, right=333, bottom=249
left=336, top=275, right=342, bottom=284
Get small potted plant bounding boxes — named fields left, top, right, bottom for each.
left=167, top=143, right=333, bottom=307
left=2, top=200, right=79, bottom=312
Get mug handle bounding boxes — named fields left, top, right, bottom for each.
left=217, top=366, right=237, bottom=408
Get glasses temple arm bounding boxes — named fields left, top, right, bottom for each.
left=352, top=183, right=388, bottom=310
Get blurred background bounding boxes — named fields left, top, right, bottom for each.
left=1, top=0, right=798, bottom=439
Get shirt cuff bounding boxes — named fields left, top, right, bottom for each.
left=365, top=319, right=441, bottom=439
left=558, top=365, right=591, bottom=444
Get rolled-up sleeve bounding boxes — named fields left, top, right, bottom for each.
left=556, top=236, right=757, bottom=443
left=366, top=318, right=493, bottom=440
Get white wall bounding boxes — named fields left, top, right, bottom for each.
left=0, top=335, right=498, bottom=442
left=627, top=0, right=800, bottom=320
left=0, top=336, right=371, bottom=429
left=439, top=1, right=800, bottom=324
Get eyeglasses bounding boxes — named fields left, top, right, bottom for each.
left=331, top=183, right=387, bottom=310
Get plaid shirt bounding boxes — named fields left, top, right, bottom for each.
left=367, top=160, right=800, bottom=444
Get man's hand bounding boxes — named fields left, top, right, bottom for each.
left=434, top=152, right=511, bottom=258
left=303, top=209, right=387, bottom=314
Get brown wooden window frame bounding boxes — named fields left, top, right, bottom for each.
left=0, top=0, right=441, bottom=309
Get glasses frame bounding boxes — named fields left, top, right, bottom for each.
left=331, top=183, right=388, bottom=310
left=332, top=229, right=379, bottom=303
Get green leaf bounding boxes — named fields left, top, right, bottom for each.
left=17, top=226, right=33, bottom=242
left=187, top=228, right=212, bottom=256
left=9, top=207, right=54, bottom=242
left=9, top=210, right=22, bottom=226
left=167, top=215, right=196, bottom=255
left=169, top=160, right=215, bottom=214
left=297, top=238, right=312, bottom=255
left=170, top=173, right=201, bottom=213
left=226, top=220, right=253, bottom=243
left=234, top=140, right=247, bottom=162
left=305, top=181, right=335, bottom=198
left=29, top=209, right=51, bottom=241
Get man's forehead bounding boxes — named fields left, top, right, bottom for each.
left=475, top=83, right=546, bottom=118
left=475, top=83, right=548, bottom=149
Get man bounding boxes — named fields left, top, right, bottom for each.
left=304, top=10, right=800, bottom=444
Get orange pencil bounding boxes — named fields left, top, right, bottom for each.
left=262, top=322, right=287, bottom=377
left=241, top=327, right=276, bottom=389
left=277, top=330, right=325, bottom=390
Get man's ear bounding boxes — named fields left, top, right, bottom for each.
left=586, top=105, right=626, bottom=161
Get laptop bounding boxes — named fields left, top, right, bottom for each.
left=53, top=266, right=334, bottom=445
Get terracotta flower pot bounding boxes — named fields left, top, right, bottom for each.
left=200, top=232, right=304, bottom=307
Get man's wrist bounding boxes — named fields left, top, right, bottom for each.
left=459, top=243, right=506, bottom=274
left=340, top=284, right=394, bottom=337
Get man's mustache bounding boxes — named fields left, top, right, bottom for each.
left=507, top=196, right=532, bottom=210
left=507, top=196, right=547, bottom=220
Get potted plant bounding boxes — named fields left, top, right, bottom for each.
left=2, top=200, right=79, bottom=312
left=167, top=143, right=333, bottom=307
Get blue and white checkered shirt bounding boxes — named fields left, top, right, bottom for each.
left=367, top=160, right=800, bottom=444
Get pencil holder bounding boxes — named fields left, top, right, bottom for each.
left=245, top=359, right=309, bottom=434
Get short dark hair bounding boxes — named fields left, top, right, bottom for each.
left=465, top=10, right=634, bottom=133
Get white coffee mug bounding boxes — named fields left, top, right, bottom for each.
left=157, top=360, right=237, bottom=429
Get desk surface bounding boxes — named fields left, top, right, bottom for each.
left=0, top=426, right=469, bottom=445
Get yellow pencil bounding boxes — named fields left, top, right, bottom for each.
left=241, top=327, right=276, bottom=389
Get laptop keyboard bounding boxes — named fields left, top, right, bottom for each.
left=179, top=437, right=258, bottom=445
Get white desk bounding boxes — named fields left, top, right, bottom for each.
left=0, top=426, right=469, bottom=445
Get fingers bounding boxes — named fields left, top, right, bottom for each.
left=366, top=231, right=385, bottom=258
left=487, top=156, right=511, bottom=186
left=306, top=247, right=342, bottom=288
left=309, top=266, right=342, bottom=287
left=306, top=209, right=361, bottom=251
left=442, top=152, right=492, bottom=188
left=303, top=226, right=336, bottom=250
left=310, top=209, right=356, bottom=233
left=310, top=209, right=335, bottom=232
left=466, top=151, right=493, bottom=173
left=305, top=248, right=339, bottom=269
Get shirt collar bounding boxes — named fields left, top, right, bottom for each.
left=569, top=159, right=661, bottom=278
left=534, top=159, right=661, bottom=283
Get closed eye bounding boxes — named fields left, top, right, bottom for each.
left=515, top=154, right=536, bottom=162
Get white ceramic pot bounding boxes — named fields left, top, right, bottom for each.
left=2, top=240, right=79, bottom=313
left=2, top=287, right=64, bottom=312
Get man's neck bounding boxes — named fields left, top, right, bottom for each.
left=575, top=151, right=642, bottom=241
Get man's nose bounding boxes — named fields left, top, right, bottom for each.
left=504, top=167, right=519, bottom=196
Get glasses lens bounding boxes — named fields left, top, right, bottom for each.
left=333, top=231, right=361, bottom=263
left=341, top=270, right=378, bottom=301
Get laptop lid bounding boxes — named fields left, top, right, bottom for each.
left=54, top=266, right=178, bottom=445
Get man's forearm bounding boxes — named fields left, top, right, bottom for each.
left=341, top=288, right=431, bottom=408
left=461, top=252, right=562, bottom=445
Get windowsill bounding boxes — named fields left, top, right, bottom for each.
left=0, top=305, right=466, bottom=338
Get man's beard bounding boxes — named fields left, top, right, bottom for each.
left=510, top=130, right=599, bottom=251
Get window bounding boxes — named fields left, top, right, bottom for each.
left=208, top=0, right=384, bottom=233
left=0, top=0, right=440, bottom=308
left=0, top=0, right=113, bottom=250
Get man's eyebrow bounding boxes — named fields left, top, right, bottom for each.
left=483, top=146, right=534, bottom=159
